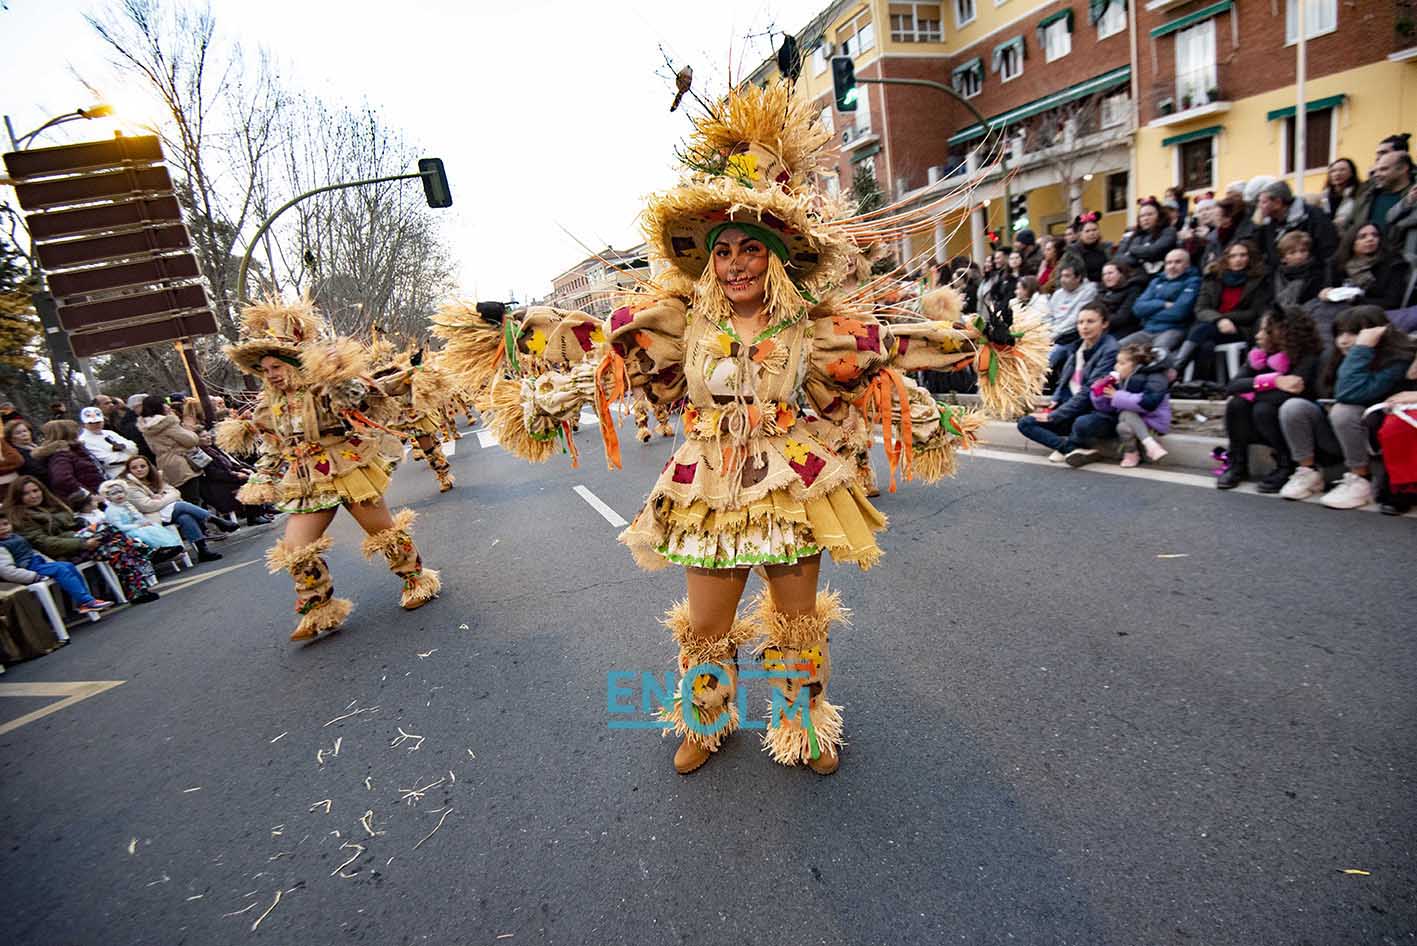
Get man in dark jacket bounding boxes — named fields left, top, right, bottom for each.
left=1014, top=229, right=1042, bottom=276
left=1017, top=305, right=1121, bottom=465
left=1256, top=180, right=1339, bottom=269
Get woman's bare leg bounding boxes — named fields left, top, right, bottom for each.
left=348, top=499, right=440, bottom=609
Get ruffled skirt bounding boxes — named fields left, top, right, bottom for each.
left=274, top=459, right=393, bottom=514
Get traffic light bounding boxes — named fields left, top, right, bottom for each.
left=1009, top=192, right=1029, bottom=231
left=418, top=157, right=452, bottom=209
left=832, top=56, right=858, bottom=112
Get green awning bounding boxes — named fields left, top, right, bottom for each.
left=1089, top=0, right=1122, bottom=24
left=1266, top=94, right=1347, bottom=121
left=991, top=35, right=1025, bottom=72
left=1150, top=0, right=1231, bottom=38
left=1161, top=125, right=1222, bottom=148
left=949, top=65, right=1131, bottom=145
left=952, top=57, right=983, bottom=79
left=1038, top=7, right=1074, bottom=31
left=851, top=143, right=882, bottom=161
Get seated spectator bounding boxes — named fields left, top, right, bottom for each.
left=1043, top=261, right=1098, bottom=383
left=1010, top=275, right=1047, bottom=324
left=47, top=401, right=69, bottom=422
left=194, top=428, right=273, bottom=526
left=1121, top=249, right=1201, bottom=361
left=1374, top=359, right=1417, bottom=514
left=3, top=475, right=158, bottom=603
left=118, top=394, right=153, bottom=460
left=1067, top=213, right=1111, bottom=283
left=1319, top=223, right=1411, bottom=311
left=1319, top=158, right=1363, bottom=233
left=1352, top=148, right=1415, bottom=241
left=1216, top=307, right=1325, bottom=492
left=77, top=405, right=139, bottom=478
left=2, top=419, right=43, bottom=483
left=97, top=480, right=184, bottom=559
left=1099, top=260, right=1145, bottom=338
left=136, top=393, right=206, bottom=504
left=1278, top=307, right=1416, bottom=509
left=1038, top=237, right=1067, bottom=292
left=1017, top=305, right=1120, bottom=466
left=66, top=489, right=105, bottom=529
left=0, top=510, right=114, bottom=615
left=0, top=402, right=25, bottom=428
left=1173, top=239, right=1270, bottom=378
left=1200, top=193, right=1257, bottom=271
left=1115, top=198, right=1177, bottom=278
left=1015, top=229, right=1042, bottom=275
left=1270, top=231, right=1326, bottom=308
left=33, top=420, right=105, bottom=498
left=1088, top=342, right=1172, bottom=467
left=180, top=397, right=208, bottom=431
left=1256, top=180, right=1339, bottom=270
left=120, top=456, right=229, bottom=562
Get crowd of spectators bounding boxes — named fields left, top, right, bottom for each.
left=0, top=389, right=274, bottom=661
left=926, top=132, right=1417, bottom=515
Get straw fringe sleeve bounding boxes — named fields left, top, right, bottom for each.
left=300, top=337, right=369, bottom=393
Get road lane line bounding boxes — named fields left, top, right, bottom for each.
left=573, top=485, right=628, bottom=527
left=477, top=429, right=499, bottom=449
left=441, top=440, right=456, bottom=457
left=0, top=680, right=125, bottom=736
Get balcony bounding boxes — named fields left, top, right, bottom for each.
left=1148, top=65, right=1232, bottom=128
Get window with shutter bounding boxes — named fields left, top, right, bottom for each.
left=1284, top=108, right=1334, bottom=174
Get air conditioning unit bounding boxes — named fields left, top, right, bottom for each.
left=842, top=127, right=856, bottom=145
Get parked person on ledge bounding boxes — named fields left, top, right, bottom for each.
left=1098, top=260, right=1145, bottom=338
left=1200, top=193, right=1257, bottom=271
left=1038, top=237, right=1067, bottom=292
left=1270, top=231, right=1327, bottom=308
left=1171, top=239, right=1270, bottom=378
left=1319, top=158, right=1363, bottom=233
left=1115, top=198, right=1177, bottom=279
left=1043, top=260, right=1099, bottom=382
left=1015, top=229, right=1042, bottom=275
left=1216, top=307, right=1325, bottom=493
left=1121, top=248, right=1200, bottom=362
left=1256, top=180, right=1339, bottom=270
left=1352, top=148, right=1415, bottom=241
left=32, top=420, right=105, bottom=499
left=1017, top=305, right=1120, bottom=466
left=1278, top=307, right=1416, bottom=509
left=1088, top=342, right=1172, bottom=468
left=1010, top=275, right=1048, bottom=324
left=0, top=510, right=114, bottom=615
left=1068, top=214, right=1111, bottom=283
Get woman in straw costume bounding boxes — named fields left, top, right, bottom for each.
left=365, top=339, right=459, bottom=493
left=216, top=298, right=441, bottom=642
left=434, top=80, right=1045, bottom=775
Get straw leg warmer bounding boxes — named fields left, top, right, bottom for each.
left=426, top=444, right=455, bottom=491
left=753, top=589, right=850, bottom=766
left=266, top=536, right=352, bottom=642
left=655, top=599, right=756, bottom=753
left=361, top=508, right=441, bottom=610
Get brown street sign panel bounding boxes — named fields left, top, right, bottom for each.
left=34, top=223, right=191, bottom=270
left=2, top=135, right=163, bottom=179
left=57, top=283, right=210, bottom=332
left=13, top=165, right=173, bottom=212
left=47, top=255, right=201, bottom=300
left=69, top=311, right=220, bottom=358
left=26, top=195, right=183, bottom=241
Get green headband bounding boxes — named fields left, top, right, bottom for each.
left=705, top=221, right=790, bottom=264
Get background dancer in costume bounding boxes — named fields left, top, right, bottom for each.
left=435, top=80, right=1044, bottom=776
left=367, top=345, right=458, bottom=493
left=217, top=298, right=440, bottom=642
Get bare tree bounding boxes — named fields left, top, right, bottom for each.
left=1018, top=92, right=1123, bottom=220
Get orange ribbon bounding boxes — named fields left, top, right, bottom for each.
left=594, top=349, right=629, bottom=470
left=853, top=368, right=914, bottom=492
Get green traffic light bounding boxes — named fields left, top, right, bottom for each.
left=843, top=89, right=858, bottom=106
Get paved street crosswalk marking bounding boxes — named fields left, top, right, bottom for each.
left=0, top=680, right=125, bottom=736
left=441, top=440, right=456, bottom=456
left=573, top=485, right=628, bottom=527
left=477, top=429, right=498, bottom=449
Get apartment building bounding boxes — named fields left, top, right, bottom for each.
left=1135, top=0, right=1417, bottom=206
left=748, top=0, right=1417, bottom=264
left=546, top=245, right=650, bottom=317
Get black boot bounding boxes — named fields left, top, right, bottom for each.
left=195, top=540, right=223, bottom=563
left=211, top=516, right=240, bottom=533
left=1216, top=463, right=1248, bottom=490
left=1257, top=462, right=1295, bottom=494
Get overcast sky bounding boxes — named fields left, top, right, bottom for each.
left=1, top=0, right=826, bottom=302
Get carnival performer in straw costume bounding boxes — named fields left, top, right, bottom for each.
left=217, top=298, right=441, bottom=642
left=366, top=340, right=458, bottom=493
left=434, top=79, right=1045, bottom=775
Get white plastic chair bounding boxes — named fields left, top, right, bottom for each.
left=1183, top=341, right=1248, bottom=385
left=24, top=560, right=125, bottom=642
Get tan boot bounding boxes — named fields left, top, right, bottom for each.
left=655, top=599, right=754, bottom=774
left=361, top=509, right=441, bottom=609
left=266, top=537, right=353, bottom=642
left=427, top=448, right=455, bottom=492
left=753, top=589, right=849, bottom=773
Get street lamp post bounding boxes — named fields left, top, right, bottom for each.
left=4, top=104, right=115, bottom=404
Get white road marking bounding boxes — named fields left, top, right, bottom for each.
left=0, top=681, right=125, bottom=736
left=573, top=485, right=628, bottom=527
left=441, top=440, right=456, bottom=457
left=477, top=429, right=499, bottom=449
left=157, top=559, right=261, bottom=594
left=578, top=409, right=599, bottom=427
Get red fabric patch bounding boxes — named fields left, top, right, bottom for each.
left=570, top=321, right=597, bottom=351
left=672, top=462, right=698, bottom=484
left=855, top=323, right=880, bottom=353
left=897, top=336, right=910, bottom=356
left=610, top=307, right=634, bottom=331
left=789, top=453, right=825, bottom=486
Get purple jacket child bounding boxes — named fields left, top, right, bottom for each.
left=1089, top=362, right=1172, bottom=433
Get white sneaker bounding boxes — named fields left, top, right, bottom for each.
left=1279, top=466, right=1324, bottom=501
left=1047, top=450, right=1065, bottom=463
left=1320, top=472, right=1374, bottom=509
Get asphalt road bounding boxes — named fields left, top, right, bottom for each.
left=2, top=419, right=1415, bottom=946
